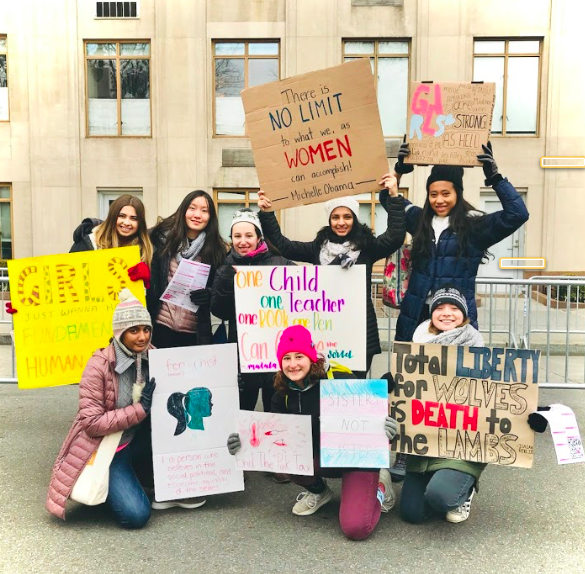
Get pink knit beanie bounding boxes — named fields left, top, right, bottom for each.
left=276, top=325, right=318, bottom=368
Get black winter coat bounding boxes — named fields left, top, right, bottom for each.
left=259, top=196, right=406, bottom=358
left=69, top=218, right=102, bottom=253
left=395, top=178, right=529, bottom=341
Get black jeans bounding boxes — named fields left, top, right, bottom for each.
left=399, top=469, right=476, bottom=524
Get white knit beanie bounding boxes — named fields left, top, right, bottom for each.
left=112, top=288, right=152, bottom=342
left=230, top=209, right=263, bottom=237
left=324, top=196, right=360, bottom=221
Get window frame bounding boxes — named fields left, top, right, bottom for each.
left=97, top=188, right=144, bottom=219
left=342, top=38, right=411, bottom=139
left=0, top=35, right=9, bottom=122
left=94, top=1, right=140, bottom=19
left=213, top=188, right=280, bottom=239
left=84, top=39, right=152, bottom=138
left=472, top=37, right=543, bottom=138
left=212, top=40, right=281, bottom=138
left=0, top=184, right=13, bottom=260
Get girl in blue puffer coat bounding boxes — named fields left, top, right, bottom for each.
left=389, top=141, right=529, bottom=343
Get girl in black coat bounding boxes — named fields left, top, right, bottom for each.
left=211, top=208, right=294, bottom=412
left=257, top=176, right=405, bottom=377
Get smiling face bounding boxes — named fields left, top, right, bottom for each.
left=232, top=221, right=260, bottom=255
left=116, top=206, right=139, bottom=241
left=185, top=196, right=211, bottom=239
left=330, top=207, right=354, bottom=237
left=431, top=304, right=465, bottom=332
left=428, top=181, right=458, bottom=217
left=121, top=325, right=152, bottom=352
left=281, top=352, right=312, bottom=382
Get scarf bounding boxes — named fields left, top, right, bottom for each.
left=176, top=231, right=206, bottom=263
left=412, top=320, right=484, bottom=347
left=319, top=240, right=361, bottom=268
left=244, top=241, right=269, bottom=259
left=113, top=339, right=149, bottom=406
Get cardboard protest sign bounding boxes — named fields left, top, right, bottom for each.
left=390, top=342, right=539, bottom=468
left=7, top=247, right=144, bottom=389
left=320, top=379, right=389, bottom=468
left=149, top=343, right=244, bottom=501
left=404, top=82, right=496, bottom=166
left=234, top=411, right=314, bottom=475
left=241, top=58, right=388, bottom=210
left=234, top=264, right=367, bottom=372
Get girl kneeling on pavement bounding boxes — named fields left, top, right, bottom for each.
left=226, top=325, right=399, bottom=541
left=46, top=289, right=156, bottom=529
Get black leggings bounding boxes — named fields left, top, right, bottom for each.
left=239, top=373, right=275, bottom=412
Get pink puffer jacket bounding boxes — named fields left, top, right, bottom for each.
left=46, top=343, right=149, bottom=520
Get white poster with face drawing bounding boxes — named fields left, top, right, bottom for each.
left=149, top=343, right=244, bottom=502
left=233, top=264, right=367, bottom=373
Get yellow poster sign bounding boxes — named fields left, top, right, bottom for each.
left=7, top=247, right=145, bottom=389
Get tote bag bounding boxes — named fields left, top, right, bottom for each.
left=382, top=245, right=411, bottom=309
left=70, top=431, right=123, bottom=506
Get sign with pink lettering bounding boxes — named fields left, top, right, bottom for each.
left=404, top=82, right=496, bottom=166
left=233, top=265, right=367, bottom=373
left=241, top=59, right=389, bottom=210
left=390, top=342, right=540, bottom=468
left=234, top=411, right=314, bottom=475
left=149, top=344, right=245, bottom=501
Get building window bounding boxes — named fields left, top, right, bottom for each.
left=0, top=36, right=8, bottom=121
left=85, top=41, right=151, bottom=137
left=473, top=39, right=542, bottom=136
left=355, top=190, right=408, bottom=243
left=98, top=188, right=143, bottom=219
left=213, top=41, right=280, bottom=136
left=0, top=185, right=12, bottom=259
left=95, top=2, right=138, bottom=18
left=343, top=40, right=410, bottom=138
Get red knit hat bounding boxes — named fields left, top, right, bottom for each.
left=276, top=325, right=318, bottom=368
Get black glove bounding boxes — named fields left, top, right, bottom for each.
left=381, top=372, right=395, bottom=394
left=477, top=141, right=503, bottom=186
left=394, top=137, right=414, bottom=175
left=190, top=288, right=211, bottom=306
left=528, top=406, right=551, bottom=433
left=140, top=377, right=156, bottom=413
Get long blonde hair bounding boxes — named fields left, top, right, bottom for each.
left=94, top=195, right=153, bottom=265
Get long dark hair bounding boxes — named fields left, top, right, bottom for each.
left=315, top=212, right=374, bottom=250
left=410, top=181, right=487, bottom=266
left=151, top=190, right=226, bottom=269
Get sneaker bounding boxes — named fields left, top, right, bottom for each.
left=292, top=485, right=333, bottom=516
left=390, top=453, right=407, bottom=483
left=272, top=473, right=291, bottom=484
left=151, top=497, right=207, bottom=510
left=378, top=469, right=395, bottom=512
left=446, top=488, right=475, bottom=524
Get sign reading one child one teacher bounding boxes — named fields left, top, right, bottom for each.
left=234, top=265, right=367, bottom=373
left=390, top=342, right=539, bottom=468
left=241, top=59, right=389, bottom=210
left=7, top=247, right=144, bottom=389
left=149, top=343, right=244, bottom=502
left=404, top=82, right=496, bottom=166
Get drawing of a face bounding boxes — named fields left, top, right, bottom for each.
left=167, top=387, right=213, bottom=435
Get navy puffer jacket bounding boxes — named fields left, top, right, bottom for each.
left=395, top=178, right=529, bottom=341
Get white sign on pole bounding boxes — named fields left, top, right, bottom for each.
left=233, top=265, right=367, bottom=373
left=149, top=343, right=244, bottom=501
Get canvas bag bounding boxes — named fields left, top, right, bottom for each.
left=70, top=430, right=123, bottom=506
left=382, top=245, right=411, bottom=309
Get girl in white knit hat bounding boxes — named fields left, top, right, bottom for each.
left=257, top=176, right=405, bottom=377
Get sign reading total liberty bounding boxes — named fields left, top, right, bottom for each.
left=234, top=265, right=367, bottom=373
left=242, top=59, right=389, bottom=210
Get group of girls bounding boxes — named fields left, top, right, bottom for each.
left=46, top=141, right=548, bottom=538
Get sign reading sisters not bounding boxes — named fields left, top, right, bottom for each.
left=241, top=59, right=388, bottom=211
left=390, top=342, right=539, bottom=468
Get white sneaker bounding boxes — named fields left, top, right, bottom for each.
left=446, top=488, right=475, bottom=523
left=292, top=485, right=333, bottom=516
left=378, top=469, right=395, bottom=512
left=151, top=497, right=207, bottom=510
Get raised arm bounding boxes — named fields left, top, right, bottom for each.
left=257, top=191, right=317, bottom=263
left=372, top=173, right=407, bottom=261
